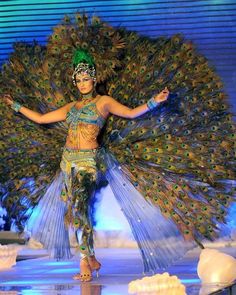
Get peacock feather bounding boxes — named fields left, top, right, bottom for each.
left=0, top=14, right=235, bottom=243
left=102, top=32, right=236, bottom=242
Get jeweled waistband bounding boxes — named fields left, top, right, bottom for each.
left=63, top=146, right=98, bottom=154
left=60, top=146, right=98, bottom=173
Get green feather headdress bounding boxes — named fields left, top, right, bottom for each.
left=72, top=48, right=96, bottom=84
left=72, top=48, right=95, bottom=67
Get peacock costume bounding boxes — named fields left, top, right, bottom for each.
left=0, top=14, right=235, bottom=273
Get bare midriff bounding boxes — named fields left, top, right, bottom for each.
left=65, top=122, right=100, bottom=150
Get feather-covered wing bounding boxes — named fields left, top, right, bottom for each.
left=0, top=43, right=69, bottom=230
left=101, top=32, right=236, bottom=242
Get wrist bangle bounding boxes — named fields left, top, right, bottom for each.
left=11, top=101, right=22, bottom=112
left=147, top=96, right=160, bottom=110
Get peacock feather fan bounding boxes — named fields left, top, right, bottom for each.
left=0, top=43, right=67, bottom=230
left=0, top=14, right=235, bottom=244
left=101, top=31, right=236, bottom=242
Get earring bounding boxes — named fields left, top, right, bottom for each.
left=72, top=74, right=77, bottom=86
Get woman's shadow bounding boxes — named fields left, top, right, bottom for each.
left=54, top=283, right=102, bottom=295
left=80, top=283, right=102, bottom=295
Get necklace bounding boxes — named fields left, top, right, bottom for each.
left=81, top=90, right=94, bottom=100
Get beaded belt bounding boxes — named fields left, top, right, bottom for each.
left=60, top=146, right=97, bottom=174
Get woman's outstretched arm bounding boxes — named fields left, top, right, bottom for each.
left=103, top=87, right=169, bottom=119
left=2, top=94, right=74, bottom=124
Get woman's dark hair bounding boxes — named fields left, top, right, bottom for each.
left=96, top=81, right=108, bottom=95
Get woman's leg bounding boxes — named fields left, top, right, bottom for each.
left=72, top=168, right=101, bottom=281
left=60, top=148, right=101, bottom=281
left=73, top=169, right=97, bottom=258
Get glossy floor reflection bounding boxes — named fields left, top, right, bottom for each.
left=0, top=247, right=235, bottom=294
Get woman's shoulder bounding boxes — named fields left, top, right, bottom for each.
left=97, top=94, right=115, bottom=104
left=96, top=95, right=114, bottom=117
left=65, top=101, right=77, bottom=110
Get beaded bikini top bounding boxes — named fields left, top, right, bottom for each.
left=66, top=102, right=106, bottom=128
left=65, top=101, right=106, bottom=149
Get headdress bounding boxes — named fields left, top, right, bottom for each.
left=72, top=48, right=96, bottom=85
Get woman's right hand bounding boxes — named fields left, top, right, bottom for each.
left=2, top=94, right=14, bottom=107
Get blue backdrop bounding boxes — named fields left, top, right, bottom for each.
left=1, top=0, right=236, bottom=117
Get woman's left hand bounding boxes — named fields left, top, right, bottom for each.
left=153, top=87, right=169, bottom=103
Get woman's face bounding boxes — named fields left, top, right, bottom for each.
left=75, top=72, right=94, bottom=94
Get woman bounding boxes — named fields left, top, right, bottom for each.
left=2, top=50, right=169, bottom=282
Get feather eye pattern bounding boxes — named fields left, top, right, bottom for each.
left=0, top=14, right=235, bottom=241
left=0, top=43, right=68, bottom=230
left=46, top=13, right=125, bottom=84
left=103, top=31, right=236, bottom=242
left=0, top=109, right=65, bottom=230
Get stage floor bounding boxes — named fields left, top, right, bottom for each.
left=0, top=246, right=236, bottom=295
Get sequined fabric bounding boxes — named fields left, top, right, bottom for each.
left=65, top=102, right=106, bottom=149
left=60, top=147, right=98, bottom=257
